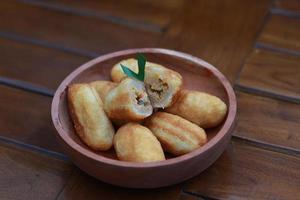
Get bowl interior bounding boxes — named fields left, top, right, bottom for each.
left=56, top=52, right=229, bottom=160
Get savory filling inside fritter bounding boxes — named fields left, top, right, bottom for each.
left=135, top=91, right=150, bottom=106
left=146, top=78, right=169, bottom=102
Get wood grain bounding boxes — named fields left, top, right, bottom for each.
left=0, top=38, right=88, bottom=89
left=179, top=193, right=203, bottom=200
left=258, top=14, right=300, bottom=52
left=0, top=1, right=159, bottom=55
left=1, top=0, right=299, bottom=198
left=159, top=0, right=271, bottom=82
left=0, top=142, right=72, bottom=200
left=57, top=168, right=183, bottom=200
left=238, top=48, right=300, bottom=99
left=29, top=0, right=184, bottom=30
left=184, top=140, right=300, bottom=200
left=234, top=92, right=300, bottom=151
left=274, top=0, right=300, bottom=14
left=0, top=85, right=62, bottom=153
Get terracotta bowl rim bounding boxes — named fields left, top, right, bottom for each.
left=51, top=48, right=237, bottom=168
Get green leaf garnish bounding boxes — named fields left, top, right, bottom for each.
left=121, top=53, right=146, bottom=82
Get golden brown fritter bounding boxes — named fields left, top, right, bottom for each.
left=110, top=58, right=182, bottom=108
left=89, top=80, right=117, bottom=101
left=114, top=123, right=165, bottom=162
left=144, top=66, right=182, bottom=108
left=145, top=112, right=207, bottom=156
left=166, top=90, right=227, bottom=128
left=68, top=84, right=115, bottom=151
left=110, top=58, right=166, bottom=83
left=104, top=78, right=153, bottom=123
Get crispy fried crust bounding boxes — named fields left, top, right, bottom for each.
left=110, top=58, right=167, bottom=83
left=89, top=80, right=117, bottom=101
left=166, top=90, right=227, bottom=128
left=68, top=84, right=115, bottom=151
left=111, top=58, right=139, bottom=83
left=145, top=112, right=207, bottom=156
left=114, top=123, right=165, bottom=162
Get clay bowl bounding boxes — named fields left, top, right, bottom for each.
left=51, top=48, right=236, bottom=188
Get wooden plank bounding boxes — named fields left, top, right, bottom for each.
left=184, top=140, right=300, bottom=200
left=159, top=0, right=271, bottom=82
left=0, top=1, right=159, bottom=55
left=0, top=38, right=89, bottom=89
left=274, top=0, right=300, bottom=14
left=238, top=48, right=300, bottom=99
left=258, top=14, right=300, bottom=52
left=234, top=91, right=300, bottom=151
left=57, top=168, right=184, bottom=200
left=179, top=193, right=203, bottom=200
left=26, top=0, right=184, bottom=30
left=0, top=85, right=62, bottom=153
left=0, top=141, right=72, bottom=200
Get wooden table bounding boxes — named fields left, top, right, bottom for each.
left=1, top=0, right=300, bottom=199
